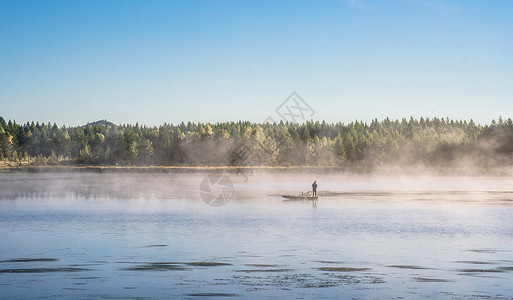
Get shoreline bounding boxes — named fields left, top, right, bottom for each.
left=1, top=164, right=513, bottom=177
left=0, top=165, right=347, bottom=173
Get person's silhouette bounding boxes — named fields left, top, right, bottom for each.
left=312, top=181, right=318, bottom=197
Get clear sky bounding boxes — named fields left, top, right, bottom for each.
left=1, top=0, right=512, bottom=126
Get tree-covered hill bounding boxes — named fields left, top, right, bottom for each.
left=84, top=119, right=117, bottom=128
left=1, top=116, right=512, bottom=169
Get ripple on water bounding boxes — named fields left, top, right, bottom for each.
left=244, top=264, right=280, bottom=268
left=185, top=262, right=232, bottom=267
left=317, top=267, right=371, bottom=272
left=0, top=258, right=59, bottom=263
left=230, top=272, right=385, bottom=288
left=123, top=262, right=188, bottom=271
left=121, top=261, right=232, bottom=271
left=0, top=267, right=90, bottom=273
left=235, top=268, right=294, bottom=273
left=457, top=268, right=506, bottom=273
left=413, top=277, right=455, bottom=282
left=186, top=293, right=240, bottom=297
left=388, top=265, right=432, bottom=270
left=315, top=260, right=343, bottom=264
left=453, top=261, right=496, bottom=265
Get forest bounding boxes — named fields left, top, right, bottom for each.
left=1, top=116, right=513, bottom=170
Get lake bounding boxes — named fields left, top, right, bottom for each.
left=1, top=171, right=513, bottom=299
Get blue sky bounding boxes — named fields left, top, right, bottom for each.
left=1, top=0, right=512, bottom=126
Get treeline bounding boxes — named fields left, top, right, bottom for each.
left=1, top=116, right=513, bottom=168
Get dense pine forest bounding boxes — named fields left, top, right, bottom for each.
left=1, top=116, right=513, bottom=169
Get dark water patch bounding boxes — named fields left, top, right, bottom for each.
left=388, top=265, right=431, bottom=270
left=414, top=277, right=455, bottom=282
left=0, top=258, right=58, bottom=263
left=244, top=264, right=279, bottom=268
left=457, top=268, right=506, bottom=273
left=467, top=249, right=498, bottom=254
left=186, top=293, right=239, bottom=297
left=453, top=261, right=496, bottom=265
left=143, top=244, right=168, bottom=248
left=123, top=286, right=137, bottom=289
left=0, top=267, right=90, bottom=273
left=491, top=259, right=513, bottom=264
left=62, top=287, right=87, bottom=291
left=73, top=282, right=87, bottom=285
left=317, top=267, right=371, bottom=272
left=231, top=272, right=384, bottom=288
left=123, top=262, right=188, bottom=271
left=498, top=266, right=513, bottom=271
left=316, top=260, right=343, bottom=264
left=185, top=262, right=232, bottom=267
left=69, top=263, right=105, bottom=267
left=457, top=273, right=500, bottom=279
left=235, top=269, right=293, bottom=273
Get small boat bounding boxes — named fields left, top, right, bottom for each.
left=282, top=191, right=318, bottom=201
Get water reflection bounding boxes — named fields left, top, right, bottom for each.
left=1, top=172, right=513, bottom=299
left=0, top=173, right=204, bottom=201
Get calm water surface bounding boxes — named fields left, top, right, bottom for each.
left=1, top=172, right=513, bottom=299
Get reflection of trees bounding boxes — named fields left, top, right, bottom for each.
left=0, top=174, right=200, bottom=201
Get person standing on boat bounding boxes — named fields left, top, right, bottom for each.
left=312, top=181, right=318, bottom=197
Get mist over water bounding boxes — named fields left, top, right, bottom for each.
left=1, top=171, right=513, bottom=299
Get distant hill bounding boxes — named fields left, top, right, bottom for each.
left=84, top=120, right=117, bottom=127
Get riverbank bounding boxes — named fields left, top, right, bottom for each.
left=0, top=163, right=347, bottom=174
left=1, top=162, right=513, bottom=177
